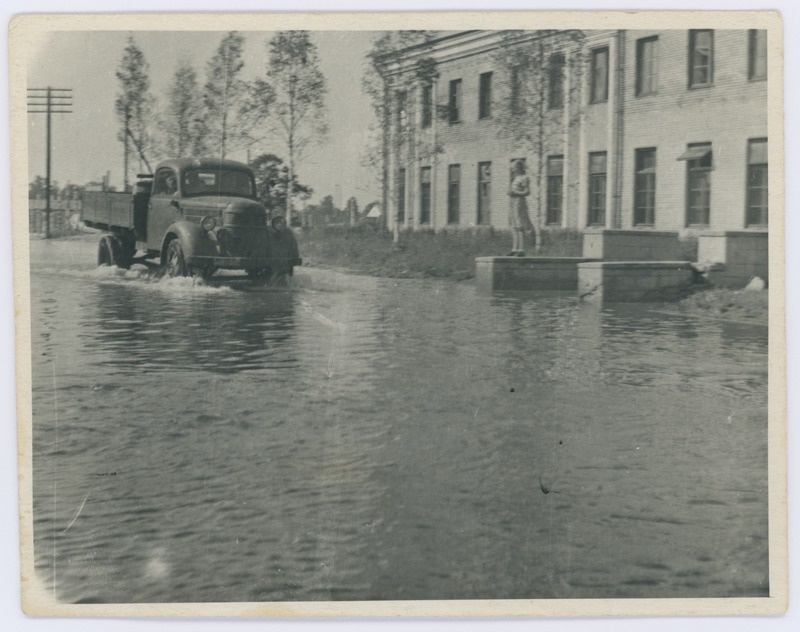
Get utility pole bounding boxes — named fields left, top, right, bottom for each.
left=27, top=87, right=73, bottom=239
left=124, top=103, right=130, bottom=192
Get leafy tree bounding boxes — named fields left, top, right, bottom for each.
left=492, top=30, right=586, bottom=244
left=116, top=35, right=155, bottom=188
left=244, top=31, right=328, bottom=215
left=201, top=32, right=247, bottom=158
left=249, top=153, right=312, bottom=214
left=28, top=176, right=47, bottom=199
left=362, top=31, right=439, bottom=241
left=162, top=61, right=205, bottom=157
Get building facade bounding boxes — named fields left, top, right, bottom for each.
left=376, top=29, right=768, bottom=235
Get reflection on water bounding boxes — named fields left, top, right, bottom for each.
left=87, top=281, right=297, bottom=374
left=28, top=238, right=768, bottom=603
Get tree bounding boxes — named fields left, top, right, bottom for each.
left=201, top=32, right=247, bottom=158
left=162, top=61, right=205, bottom=157
left=492, top=30, right=586, bottom=246
left=362, top=30, right=439, bottom=241
left=246, top=31, right=328, bottom=215
left=116, top=35, right=155, bottom=189
left=249, top=153, right=312, bottom=215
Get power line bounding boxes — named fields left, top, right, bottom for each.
left=27, top=87, right=73, bottom=238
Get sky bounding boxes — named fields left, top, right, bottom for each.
left=26, top=30, right=381, bottom=207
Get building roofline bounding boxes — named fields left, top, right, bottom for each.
left=375, top=30, right=483, bottom=63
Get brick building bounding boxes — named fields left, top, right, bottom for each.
left=375, top=29, right=768, bottom=235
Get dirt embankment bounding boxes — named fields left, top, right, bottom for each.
left=675, top=287, right=768, bottom=325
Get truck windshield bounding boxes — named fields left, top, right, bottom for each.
left=182, top=169, right=255, bottom=198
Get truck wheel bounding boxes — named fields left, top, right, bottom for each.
left=165, top=239, right=189, bottom=277
left=97, top=236, right=120, bottom=267
left=246, top=267, right=271, bottom=283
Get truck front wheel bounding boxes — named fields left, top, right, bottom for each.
left=165, top=239, right=189, bottom=277
left=98, top=236, right=121, bottom=268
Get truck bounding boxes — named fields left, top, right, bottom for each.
left=81, top=157, right=301, bottom=281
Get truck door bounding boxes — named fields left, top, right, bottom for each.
left=147, top=167, right=182, bottom=251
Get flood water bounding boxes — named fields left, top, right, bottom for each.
left=27, top=236, right=769, bottom=603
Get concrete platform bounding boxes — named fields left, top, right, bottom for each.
left=476, top=256, right=597, bottom=291
left=583, top=229, right=683, bottom=261
left=578, top=261, right=695, bottom=302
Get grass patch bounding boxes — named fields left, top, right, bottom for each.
left=297, top=226, right=583, bottom=280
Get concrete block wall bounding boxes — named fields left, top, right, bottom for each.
left=475, top=256, right=592, bottom=291
left=582, top=229, right=683, bottom=261
left=698, top=231, right=768, bottom=287
left=578, top=261, right=695, bottom=302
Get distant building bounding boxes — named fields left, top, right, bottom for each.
left=374, top=29, right=768, bottom=234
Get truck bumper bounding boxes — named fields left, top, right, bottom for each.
left=186, top=255, right=302, bottom=270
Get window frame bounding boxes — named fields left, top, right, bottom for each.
left=590, top=47, right=609, bottom=104
left=397, top=167, right=406, bottom=223
left=635, top=36, right=658, bottom=97
left=745, top=138, right=768, bottom=227
left=395, top=90, right=408, bottom=134
left=548, top=54, right=565, bottom=110
left=447, top=164, right=461, bottom=225
left=448, top=78, right=462, bottom=124
left=421, top=84, right=433, bottom=128
left=510, top=65, right=523, bottom=115
left=546, top=155, right=564, bottom=226
left=477, top=161, right=491, bottom=225
left=688, top=29, right=714, bottom=89
left=748, top=29, right=767, bottom=81
left=587, top=151, right=607, bottom=226
left=633, top=148, right=657, bottom=226
left=420, top=166, right=432, bottom=225
left=685, top=142, right=713, bottom=227
left=478, top=72, right=493, bottom=119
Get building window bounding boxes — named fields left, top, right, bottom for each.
left=590, top=47, right=609, bottom=103
left=546, top=156, right=564, bottom=225
left=421, top=84, right=433, bottom=128
left=588, top=152, right=607, bottom=226
left=548, top=54, right=565, bottom=109
left=449, top=79, right=462, bottom=124
left=689, top=30, right=714, bottom=88
left=396, top=90, right=408, bottom=134
left=636, top=36, right=658, bottom=96
left=510, top=65, right=523, bottom=114
left=397, top=168, right=406, bottom=223
left=681, top=143, right=712, bottom=226
left=479, top=72, right=492, bottom=119
left=477, top=162, right=491, bottom=225
left=420, top=167, right=432, bottom=225
left=746, top=138, right=768, bottom=227
left=634, top=148, right=657, bottom=226
left=447, top=164, right=461, bottom=224
left=749, top=30, right=767, bottom=81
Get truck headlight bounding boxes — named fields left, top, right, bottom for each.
left=200, top=216, right=217, bottom=232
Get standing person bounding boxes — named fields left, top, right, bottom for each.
left=508, top=160, right=535, bottom=256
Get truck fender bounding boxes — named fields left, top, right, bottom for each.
left=160, top=220, right=215, bottom=264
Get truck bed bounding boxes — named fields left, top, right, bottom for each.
left=81, top=191, right=134, bottom=231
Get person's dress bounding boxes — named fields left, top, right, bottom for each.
left=509, top=174, right=533, bottom=231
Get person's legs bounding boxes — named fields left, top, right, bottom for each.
left=517, top=230, right=525, bottom=255
left=510, top=229, right=519, bottom=254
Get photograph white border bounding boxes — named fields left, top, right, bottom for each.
left=4, top=1, right=794, bottom=627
